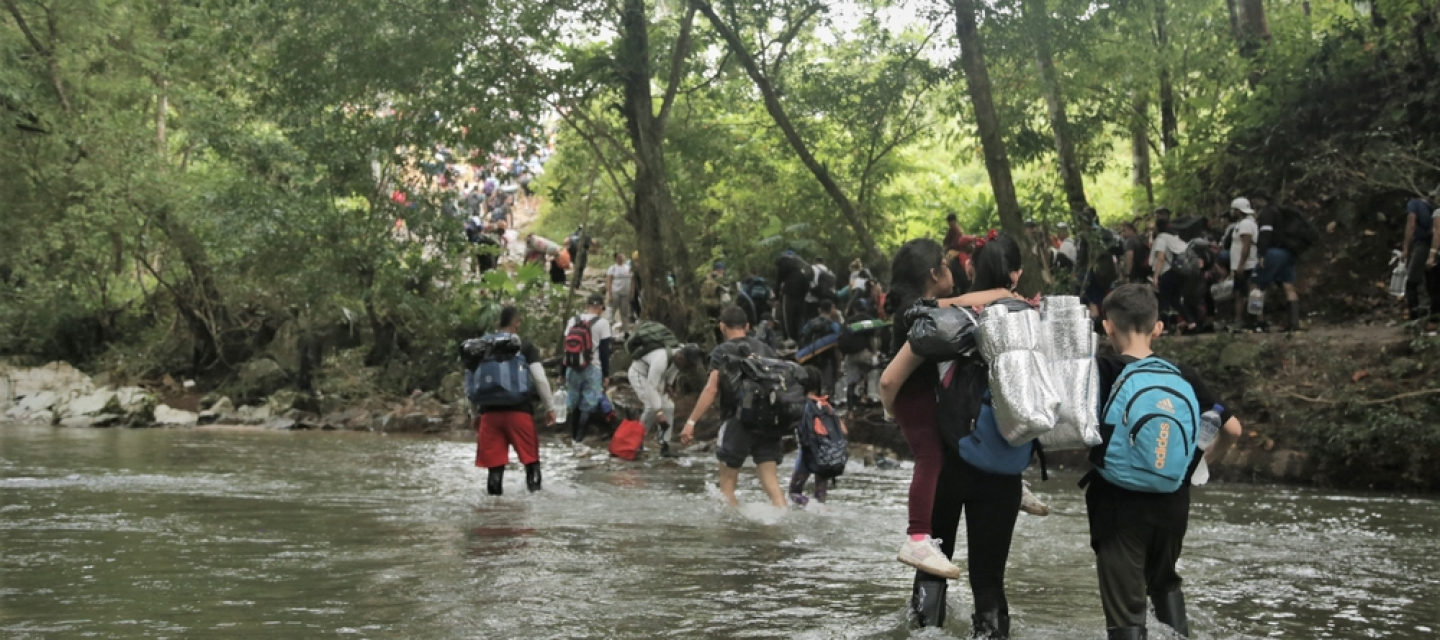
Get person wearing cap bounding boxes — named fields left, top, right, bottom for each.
left=1224, top=197, right=1260, bottom=328
left=563, top=293, right=614, bottom=443
left=1054, top=222, right=1077, bottom=269
left=1402, top=187, right=1440, bottom=326
left=629, top=342, right=702, bottom=457
left=605, top=251, right=635, bottom=332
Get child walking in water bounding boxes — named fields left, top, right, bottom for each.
left=789, top=365, right=848, bottom=506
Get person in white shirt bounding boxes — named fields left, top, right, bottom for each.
left=563, top=294, right=614, bottom=443
left=627, top=343, right=701, bottom=456
left=1055, top=223, right=1078, bottom=264
left=605, top=252, right=634, bottom=332
left=1149, top=219, right=1200, bottom=332
left=1226, top=198, right=1259, bottom=327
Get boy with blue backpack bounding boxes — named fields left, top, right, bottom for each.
left=789, top=365, right=849, bottom=506
left=1085, top=284, right=1241, bottom=639
left=463, top=306, right=555, bottom=496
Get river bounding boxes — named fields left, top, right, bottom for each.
left=2, top=423, right=1436, bottom=639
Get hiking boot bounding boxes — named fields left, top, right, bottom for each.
left=659, top=441, right=675, bottom=458
left=1151, top=590, right=1190, bottom=637
left=897, top=536, right=961, bottom=580
left=909, top=575, right=947, bottom=628
left=1020, top=481, right=1050, bottom=516
left=790, top=493, right=810, bottom=507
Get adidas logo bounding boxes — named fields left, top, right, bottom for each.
left=1156, top=398, right=1176, bottom=413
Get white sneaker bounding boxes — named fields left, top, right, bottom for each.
left=1020, top=482, right=1050, bottom=516
left=896, top=536, right=961, bottom=579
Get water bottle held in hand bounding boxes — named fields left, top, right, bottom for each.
left=1247, top=289, right=1265, bottom=316
left=1198, top=404, right=1223, bottom=451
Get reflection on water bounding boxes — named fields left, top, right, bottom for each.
left=2, top=423, right=1437, bottom=639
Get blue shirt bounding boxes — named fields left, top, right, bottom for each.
left=1408, top=199, right=1434, bottom=242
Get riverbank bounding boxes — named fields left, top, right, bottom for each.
left=6, top=322, right=1438, bottom=491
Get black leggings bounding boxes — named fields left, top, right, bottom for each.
left=917, top=449, right=1022, bottom=604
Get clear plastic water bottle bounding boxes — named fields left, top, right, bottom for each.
left=1389, top=250, right=1407, bottom=298
left=1246, top=289, right=1265, bottom=316
left=1198, top=404, right=1223, bottom=451
left=552, top=389, right=568, bottom=424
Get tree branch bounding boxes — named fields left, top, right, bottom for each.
left=2, top=0, right=47, bottom=55
left=656, top=5, right=696, bottom=137
left=767, top=3, right=823, bottom=77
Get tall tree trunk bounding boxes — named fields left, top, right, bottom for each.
left=1155, top=0, right=1179, bottom=153
left=692, top=0, right=887, bottom=271
left=1024, top=0, right=1088, bottom=215
left=1224, top=0, right=1240, bottom=42
left=618, top=0, right=693, bottom=331
left=1130, top=92, right=1154, bottom=209
left=1235, top=0, right=1271, bottom=57
left=951, top=0, right=1042, bottom=293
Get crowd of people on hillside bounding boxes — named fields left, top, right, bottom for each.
left=455, top=184, right=1438, bottom=638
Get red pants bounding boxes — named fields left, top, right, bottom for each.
left=475, top=411, right=539, bottom=469
left=895, top=387, right=942, bottom=536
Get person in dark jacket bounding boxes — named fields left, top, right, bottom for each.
left=1248, top=189, right=1300, bottom=331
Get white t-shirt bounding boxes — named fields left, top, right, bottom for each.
left=606, top=263, right=633, bottom=292
left=1150, top=232, right=1190, bottom=277
left=1057, top=237, right=1078, bottom=263
left=1228, top=216, right=1259, bottom=271
left=566, top=313, right=612, bottom=361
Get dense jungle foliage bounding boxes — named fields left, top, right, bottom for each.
left=3, top=0, right=1438, bottom=392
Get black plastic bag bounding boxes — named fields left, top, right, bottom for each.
left=906, top=302, right=981, bottom=360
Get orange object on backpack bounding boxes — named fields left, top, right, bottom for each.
left=609, top=419, right=645, bottom=460
left=555, top=248, right=571, bottom=269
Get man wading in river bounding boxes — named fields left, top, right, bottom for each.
left=680, top=306, right=789, bottom=508
left=467, top=306, right=555, bottom=495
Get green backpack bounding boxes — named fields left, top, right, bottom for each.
left=626, top=321, right=680, bottom=358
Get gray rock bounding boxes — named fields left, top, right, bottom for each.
left=238, top=358, right=288, bottom=396
left=197, top=397, right=235, bottom=425
left=263, top=417, right=298, bottom=430
left=154, top=404, right=198, bottom=425
left=60, top=390, right=117, bottom=418
left=59, top=414, right=121, bottom=428
left=233, top=404, right=272, bottom=425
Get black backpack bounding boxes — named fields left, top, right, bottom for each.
left=746, top=278, right=772, bottom=304
left=934, top=357, right=989, bottom=455
left=798, top=399, right=849, bottom=477
left=1278, top=206, right=1320, bottom=255
left=722, top=347, right=810, bottom=435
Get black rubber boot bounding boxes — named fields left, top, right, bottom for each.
left=486, top=468, right=504, bottom=496
left=524, top=462, right=542, bottom=493
left=970, top=588, right=1010, bottom=639
left=1107, top=626, right=1147, bottom=640
left=1151, top=590, right=1190, bottom=637
left=909, top=573, right=947, bottom=628
left=572, top=411, right=590, bottom=443
left=1287, top=300, right=1301, bottom=332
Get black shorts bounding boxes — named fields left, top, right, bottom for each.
left=715, top=420, right=783, bottom=469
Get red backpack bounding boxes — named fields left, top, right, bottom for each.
left=562, top=316, right=595, bottom=370
left=609, top=419, right=645, bottom=460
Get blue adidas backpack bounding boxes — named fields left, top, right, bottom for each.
left=1097, top=357, right=1199, bottom=493
left=959, top=390, right=1034, bottom=476
left=463, top=333, right=532, bottom=407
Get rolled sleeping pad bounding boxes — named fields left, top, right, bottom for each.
left=796, top=333, right=839, bottom=363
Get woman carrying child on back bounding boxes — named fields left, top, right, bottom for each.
left=880, top=234, right=1028, bottom=637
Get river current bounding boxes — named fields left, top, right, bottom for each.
left=2, top=424, right=1436, bottom=639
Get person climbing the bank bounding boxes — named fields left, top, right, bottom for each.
left=1084, top=284, right=1243, bottom=639
left=800, top=299, right=844, bottom=399
left=464, top=306, right=554, bottom=496
left=789, top=365, right=849, bottom=506
left=563, top=293, right=613, bottom=443
left=776, top=251, right=813, bottom=343
left=627, top=321, right=700, bottom=457
left=1401, top=187, right=1440, bottom=328
left=1150, top=216, right=1202, bottom=334
left=679, top=305, right=789, bottom=508
left=606, top=251, right=635, bottom=334
left=700, top=261, right=727, bottom=339
left=1248, top=189, right=1311, bottom=332
left=1224, top=197, right=1259, bottom=330
left=881, top=235, right=1032, bottom=636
